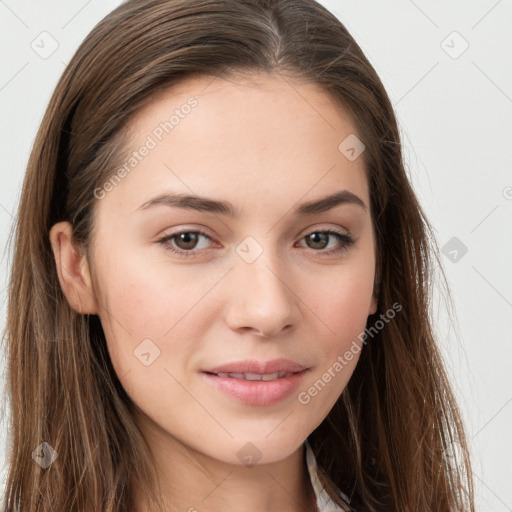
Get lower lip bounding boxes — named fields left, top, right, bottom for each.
left=202, top=370, right=307, bottom=406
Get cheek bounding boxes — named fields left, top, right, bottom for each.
left=92, top=254, right=209, bottom=378
left=301, top=254, right=375, bottom=401
left=297, top=279, right=372, bottom=423
left=311, top=258, right=375, bottom=340
left=329, top=284, right=372, bottom=341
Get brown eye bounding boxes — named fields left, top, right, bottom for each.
left=305, top=232, right=329, bottom=249
left=298, top=230, right=355, bottom=255
left=158, top=230, right=213, bottom=259
left=173, top=232, right=200, bottom=250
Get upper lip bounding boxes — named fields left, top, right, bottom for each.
left=203, top=358, right=308, bottom=375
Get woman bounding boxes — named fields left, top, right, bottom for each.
left=1, top=0, right=474, bottom=510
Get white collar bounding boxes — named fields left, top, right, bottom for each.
left=304, top=439, right=351, bottom=512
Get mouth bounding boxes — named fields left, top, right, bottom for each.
left=201, top=367, right=308, bottom=406
left=204, top=371, right=294, bottom=381
left=202, top=358, right=308, bottom=376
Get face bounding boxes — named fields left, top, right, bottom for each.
left=57, top=72, right=378, bottom=466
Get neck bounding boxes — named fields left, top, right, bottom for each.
left=131, top=412, right=317, bottom=512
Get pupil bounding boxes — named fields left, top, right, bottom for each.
left=177, top=232, right=197, bottom=249
left=309, top=232, right=327, bottom=249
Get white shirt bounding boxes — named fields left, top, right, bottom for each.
left=305, top=439, right=351, bottom=512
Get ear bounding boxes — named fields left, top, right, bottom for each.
left=369, top=271, right=380, bottom=315
left=369, top=292, right=378, bottom=315
left=49, top=221, right=98, bottom=314
left=369, top=233, right=380, bottom=316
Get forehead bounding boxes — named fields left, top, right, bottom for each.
left=97, top=71, right=370, bottom=218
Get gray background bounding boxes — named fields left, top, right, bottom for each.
left=0, top=0, right=511, bottom=509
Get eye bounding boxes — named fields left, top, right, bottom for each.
left=158, top=230, right=214, bottom=259
left=297, top=230, right=355, bottom=255
left=157, top=228, right=355, bottom=259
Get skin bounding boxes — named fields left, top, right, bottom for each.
left=50, top=72, right=378, bottom=512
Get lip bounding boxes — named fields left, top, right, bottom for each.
left=201, top=358, right=309, bottom=406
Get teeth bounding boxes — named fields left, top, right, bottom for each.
left=227, top=372, right=245, bottom=379
left=214, top=371, right=290, bottom=380
left=245, top=372, right=265, bottom=381
left=261, top=372, right=280, bottom=381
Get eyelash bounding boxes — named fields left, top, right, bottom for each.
left=157, top=229, right=355, bottom=259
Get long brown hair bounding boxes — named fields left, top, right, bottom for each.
left=1, top=0, right=474, bottom=510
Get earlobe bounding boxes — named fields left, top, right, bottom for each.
left=369, top=294, right=378, bottom=315
left=49, top=221, right=98, bottom=315
left=369, top=277, right=380, bottom=315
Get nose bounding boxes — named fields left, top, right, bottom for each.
left=224, top=248, right=301, bottom=338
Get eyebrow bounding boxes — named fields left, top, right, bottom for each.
left=135, top=189, right=367, bottom=216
